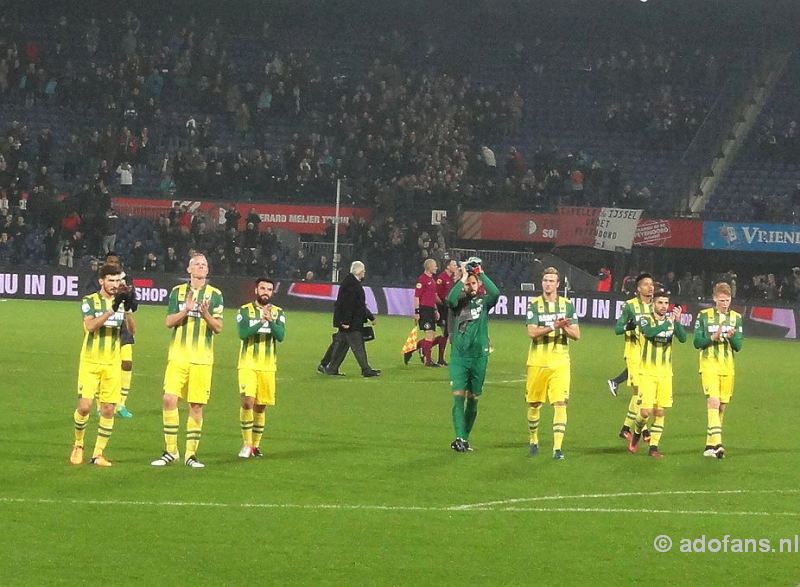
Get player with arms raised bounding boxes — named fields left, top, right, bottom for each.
left=237, top=278, right=286, bottom=458
left=693, top=282, right=743, bottom=459
left=446, top=258, right=500, bottom=452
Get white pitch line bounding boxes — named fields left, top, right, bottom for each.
left=1, top=491, right=800, bottom=518
left=489, top=507, right=800, bottom=517
left=453, top=489, right=800, bottom=510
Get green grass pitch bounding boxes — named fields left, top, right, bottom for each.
left=1, top=298, right=798, bottom=585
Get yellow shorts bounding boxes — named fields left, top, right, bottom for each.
left=702, top=372, right=734, bottom=403
left=637, top=373, right=673, bottom=408
left=163, top=362, right=213, bottom=405
left=78, top=362, right=121, bottom=404
left=526, top=364, right=570, bottom=404
left=238, top=369, right=277, bottom=406
left=121, top=344, right=133, bottom=362
left=625, top=356, right=641, bottom=388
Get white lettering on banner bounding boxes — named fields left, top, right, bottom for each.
left=138, top=288, right=169, bottom=302
left=514, top=295, right=531, bottom=315
left=595, top=207, right=643, bottom=251
left=51, top=275, right=79, bottom=297
left=742, top=227, right=800, bottom=245
left=25, top=274, right=45, bottom=295
left=593, top=298, right=610, bottom=320
left=288, top=214, right=321, bottom=224
left=321, top=215, right=351, bottom=224
left=261, top=214, right=288, bottom=223
left=493, top=296, right=508, bottom=315
left=0, top=273, right=18, bottom=294
left=574, top=297, right=588, bottom=318
left=614, top=300, right=626, bottom=319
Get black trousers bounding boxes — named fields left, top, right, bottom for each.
left=319, top=333, right=337, bottom=367
left=324, top=329, right=371, bottom=374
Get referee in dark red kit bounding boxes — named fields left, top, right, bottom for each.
left=434, top=258, right=459, bottom=366
left=406, top=258, right=441, bottom=367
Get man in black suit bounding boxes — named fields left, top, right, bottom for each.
left=318, top=261, right=380, bottom=377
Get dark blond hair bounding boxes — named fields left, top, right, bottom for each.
left=543, top=266, right=559, bottom=278
left=713, top=282, right=732, bottom=297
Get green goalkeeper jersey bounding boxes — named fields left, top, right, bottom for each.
left=446, top=273, right=500, bottom=358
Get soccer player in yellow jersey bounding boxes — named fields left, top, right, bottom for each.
left=70, top=263, right=136, bottom=467
left=525, top=267, right=580, bottom=460
left=628, top=290, right=686, bottom=459
left=612, top=273, right=654, bottom=442
left=237, top=278, right=286, bottom=458
left=693, top=282, right=742, bottom=459
left=151, top=253, right=224, bottom=469
left=105, top=253, right=136, bottom=419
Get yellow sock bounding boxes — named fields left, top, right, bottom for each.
left=185, top=416, right=203, bottom=459
left=253, top=411, right=266, bottom=448
left=553, top=405, right=567, bottom=451
left=707, top=409, right=722, bottom=447
left=92, top=415, right=114, bottom=458
left=633, top=412, right=649, bottom=435
left=240, top=407, right=254, bottom=446
left=719, top=409, right=725, bottom=426
left=163, top=408, right=179, bottom=454
left=649, top=415, right=665, bottom=448
left=526, top=406, right=541, bottom=445
left=623, top=394, right=638, bottom=429
left=73, top=410, right=89, bottom=446
left=120, top=370, right=132, bottom=407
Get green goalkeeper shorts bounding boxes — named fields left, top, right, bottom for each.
left=448, top=355, right=489, bottom=395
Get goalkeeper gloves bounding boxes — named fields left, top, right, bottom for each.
left=624, top=319, right=637, bottom=331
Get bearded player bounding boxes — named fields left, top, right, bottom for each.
left=237, top=278, right=286, bottom=458
left=70, top=263, right=137, bottom=466
left=447, top=258, right=500, bottom=452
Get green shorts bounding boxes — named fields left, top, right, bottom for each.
left=449, top=355, right=489, bottom=396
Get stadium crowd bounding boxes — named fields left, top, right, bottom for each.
left=0, top=8, right=796, bottom=299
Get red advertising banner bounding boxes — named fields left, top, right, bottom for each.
left=458, top=211, right=560, bottom=243
left=633, top=218, right=703, bottom=249
left=459, top=210, right=704, bottom=250
left=112, top=197, right=372, bottom=235
left=555, top=206, right=601, bottom=247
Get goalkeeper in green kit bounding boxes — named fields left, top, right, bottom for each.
left=446, top=257, right=501, bottom=453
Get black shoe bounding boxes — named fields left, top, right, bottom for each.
left=324, top=369, right=346, bottom=376
left=450, top=438, right=468, bottom=453
left=437, top=360, right=448, bottom=366
left=252, top=447, right=264, bottom=458
left=362, top=369, right=380, bottom=377
left=619, top=425, right=631, bottom=440
left=424, top=361, right=441, bottom=368
left=403, top=351, right=413, bottom=365
left=317, top=364, right=326, bottom=374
